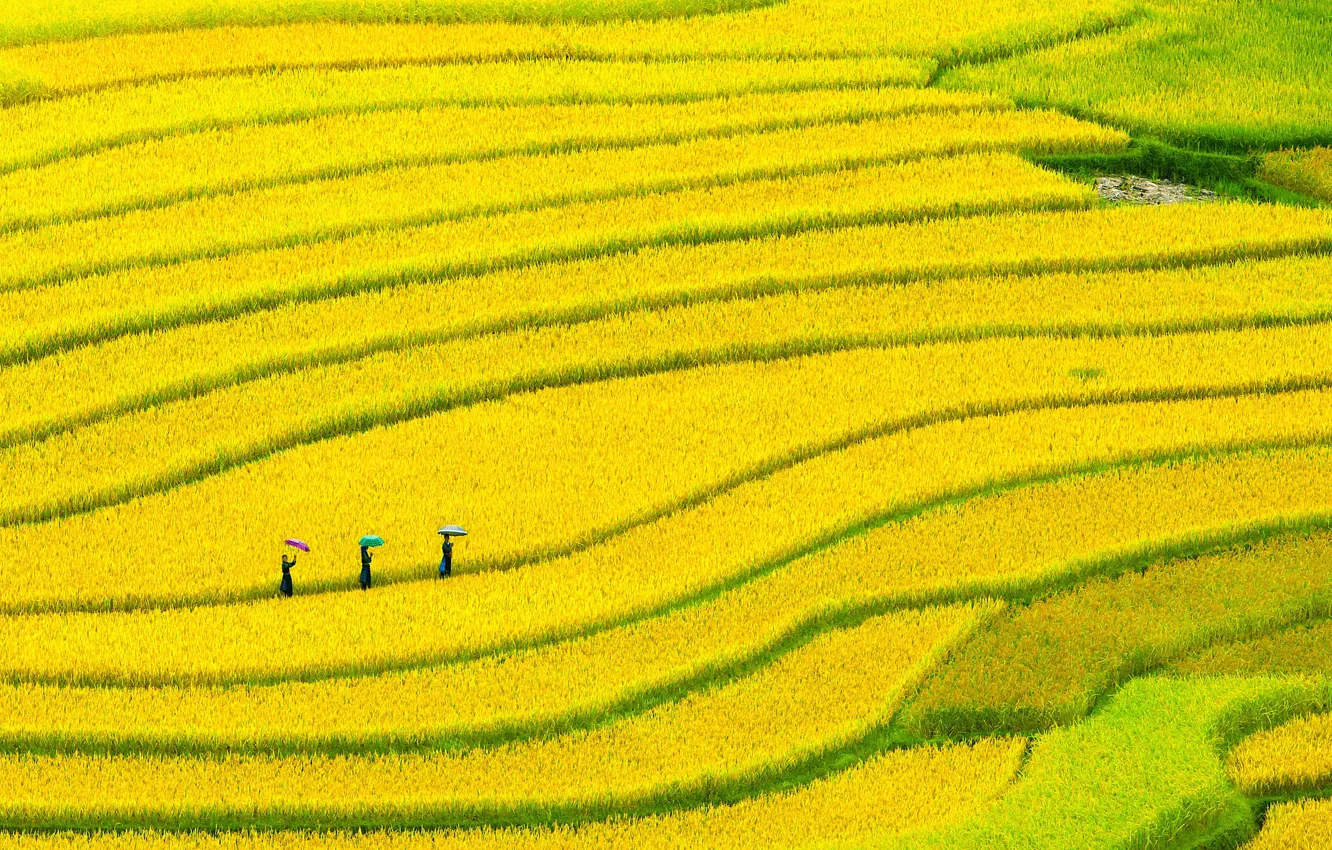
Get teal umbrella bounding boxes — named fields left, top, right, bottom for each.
left=359, top=535, right=385, bottom=547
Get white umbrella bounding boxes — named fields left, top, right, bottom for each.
left=437, top=525, right=468, bottom=537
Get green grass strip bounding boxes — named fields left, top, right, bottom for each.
left=1036, top=137, right=1330, bottom=207
left=889, top=676, right=1325, bottom=850
left=906, top=526, right=1332, bottom=739
left=0, top=675, right=1313, bottom=835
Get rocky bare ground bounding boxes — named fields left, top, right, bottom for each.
left=1096, top=175, right=1219, bottom=205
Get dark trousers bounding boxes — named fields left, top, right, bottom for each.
left=360, top=567, right=371, bottom=590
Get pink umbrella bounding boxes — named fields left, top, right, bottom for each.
left=285, top=539, right=310, bottom=552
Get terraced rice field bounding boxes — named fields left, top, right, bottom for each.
left=3, top=0, right=1332, bottom=847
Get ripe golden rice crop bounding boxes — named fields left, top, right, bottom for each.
left=0, top=738, right=1023, bottom=849
left=0, top=109, right=1120, bottom=287
left=0, top=605, right=984, bottom=828
left=3, top=0, right=1331, bottom=843
left=1168, top=618, right=1332, bottom=679
left=4, top=388, right=1332, bottom=683
left=0, top=151, right=1093, bottom=434
left=4, top=563, right=981, bottom=751
left=64, top=242, right=1331, bottom=385
left=8, top=198, right=1326, bottom=371
left=0, top=87, right=998, bottom=228
left=1232, top=798, right=1332, bottom=850
left=1260, top=146, right=1332, bottom=203
left=0, top=0, right=774, bottom=48
left=1227, top=709, right=1332, bottom=796
left=8, top=258, right=1332, bottom=532
left=11, top=437, right=1332, bottom=749
left=0, top=56, right=929, bottom=170
left=0, top=0, right=1133, bottom=89
left=11, top=246, right=1332, bottom=443
left=6, top=322, right=1332, bottom=610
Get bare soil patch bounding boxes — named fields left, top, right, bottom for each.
left=1096, top=175, right=1218, bottom=205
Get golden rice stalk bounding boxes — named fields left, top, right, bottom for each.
left=1234, top=798, right=1332, bottom=850
left=1227, top=709, right=1332, bottom=797
left=1260, top=147, right=1332, bottom=204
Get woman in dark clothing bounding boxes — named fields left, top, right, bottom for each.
left=280, top=553, right=295, bottom=597
left=439, top=537, right=453, bottom=579
left=360, top=545, right=373, bottom=590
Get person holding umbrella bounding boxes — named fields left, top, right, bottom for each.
left=437, top=525, right=467, bottom=578
left=280, top=553, right=295, bottom=597
left=281, top=539, right=308, bottom=598
left=359, top=535, right=384, bottom=590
